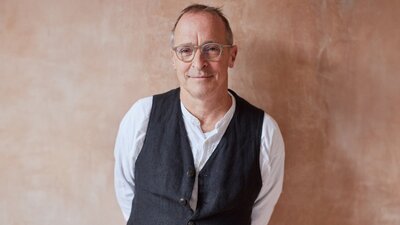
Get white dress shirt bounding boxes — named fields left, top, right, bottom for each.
left=114, top=93, right=285, bottom=225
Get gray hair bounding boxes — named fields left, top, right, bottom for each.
left=170, top=4, right=234, bottom=47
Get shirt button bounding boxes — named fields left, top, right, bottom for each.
left=187, top=169, right=196, bottom=177
left=187, top=221, right=195, bottom=225
left=179, top=198, right=187, bottom=206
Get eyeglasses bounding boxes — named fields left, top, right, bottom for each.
left=172, top=42, right=233, bottom=62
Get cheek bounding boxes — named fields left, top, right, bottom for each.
left=209, top=62, right=228, bottom=73
left=176, top=63, right=191, bottom=74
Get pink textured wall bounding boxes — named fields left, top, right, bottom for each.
left=1, top=0, right=399, bottom=225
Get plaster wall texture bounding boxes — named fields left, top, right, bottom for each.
left=1, top=0, right=399, bottom=225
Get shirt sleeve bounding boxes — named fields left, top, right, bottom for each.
left=251, top=113, right=285, bottom=225
left=114, top=97, right=153, bottom=221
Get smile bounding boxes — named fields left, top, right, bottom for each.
left=186, top=74, right=214, bottom=78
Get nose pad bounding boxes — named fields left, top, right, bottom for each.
left=191, top=48, right=208, bottom=70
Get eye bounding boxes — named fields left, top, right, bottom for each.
left=177, top=46, right=194, bottom=55
left=203, top=44, right=220, bottom=53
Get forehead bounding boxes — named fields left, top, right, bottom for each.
left=174, top=12, right=227, bottom=45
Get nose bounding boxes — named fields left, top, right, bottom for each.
left=191, top=48, right=208, bottom=70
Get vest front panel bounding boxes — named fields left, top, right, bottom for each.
left=127, top=88, right=264, bottom=225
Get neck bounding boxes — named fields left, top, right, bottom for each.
left=180, top=89, right=232, bottom=132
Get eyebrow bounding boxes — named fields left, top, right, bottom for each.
left=176, top=42, right=193, bottom=47
left=175, top=40, right=217, bottom=47
left=201, top=40, right=216, bottom=45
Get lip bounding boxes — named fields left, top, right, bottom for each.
left=187, top=75, right=213, bottom=78
left=186, top=74, right=214, bottom=78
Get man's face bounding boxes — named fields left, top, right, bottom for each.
left=172, top=12, right=237, bottom=100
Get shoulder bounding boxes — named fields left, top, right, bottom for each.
left=261, top=113, right=280, bottom=137
left=261, top=112, right=285, bottom=158
left=230, top=90, right=263, bottom=114
left=114, top=96, right=154, bottom=164
left=119, top=96, right=153, bottom=130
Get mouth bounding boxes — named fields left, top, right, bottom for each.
left=186, top=73, right=214, bottom=79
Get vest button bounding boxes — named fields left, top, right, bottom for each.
left=187, top=221, right=195, bottom=225
left=179, top=198, right=187, bottom=206
left=186, top=169, right=196, bottom=177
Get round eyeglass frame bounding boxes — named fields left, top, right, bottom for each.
left=172, top=42, right=233, bottom=63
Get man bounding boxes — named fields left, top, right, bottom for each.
left=114, top=4, right=284, bottom=225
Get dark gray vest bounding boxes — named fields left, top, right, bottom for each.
left=127, top=88, right=264, bottom=225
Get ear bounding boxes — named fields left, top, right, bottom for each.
left=228, top=45, right=238, bottom=68
left=171, top=49, right=177, bottom=70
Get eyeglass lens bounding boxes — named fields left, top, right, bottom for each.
left=175, top=43, right=222, bottom=62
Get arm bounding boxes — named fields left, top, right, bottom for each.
left=251, top=113, right=285, bottom=225
left=114, top=97, right=152, bottom=221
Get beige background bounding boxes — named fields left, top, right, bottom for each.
left=1, top=0, right=399, bottom=225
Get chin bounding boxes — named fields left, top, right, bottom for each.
left=183, top=85, right=214, bottom=99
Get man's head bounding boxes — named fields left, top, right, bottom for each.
left=171, top=4, right=238, bottom=100
left=170, top=4, right=234, bottom=46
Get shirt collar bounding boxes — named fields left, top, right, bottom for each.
left=180, top=92, right=236, bottom=131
